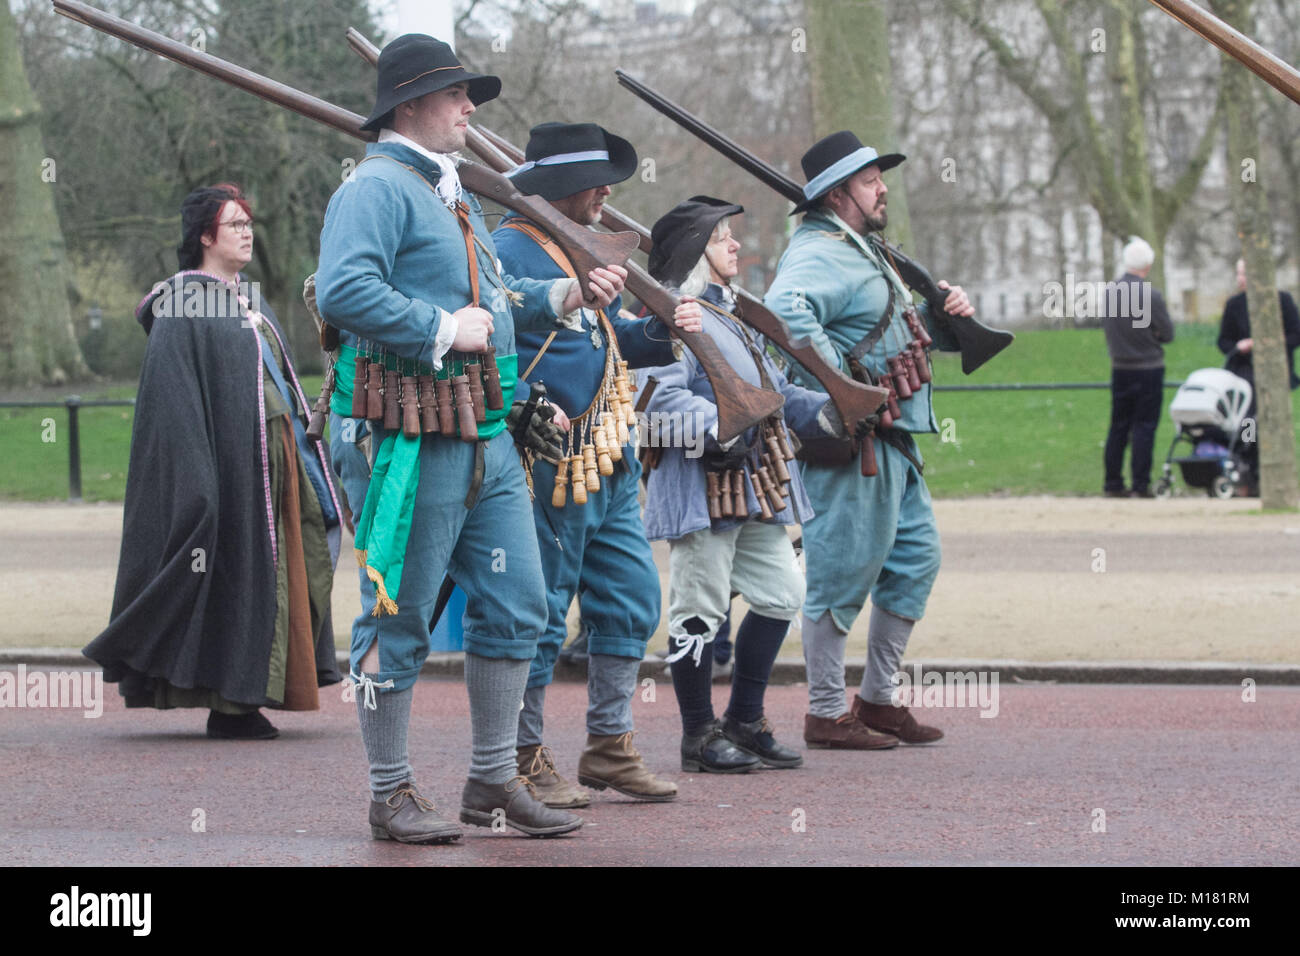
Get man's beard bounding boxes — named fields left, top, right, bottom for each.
left=864, top=205, right=888, bottom=232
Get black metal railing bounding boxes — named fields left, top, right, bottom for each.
left=0, top=396, right=136, bottom=501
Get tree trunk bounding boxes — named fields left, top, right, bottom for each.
left=804, top=0, right=913, bottom=252
left=0, top=0, right=90, bottom=388
left=1212, top=0, right=1299, bottom=509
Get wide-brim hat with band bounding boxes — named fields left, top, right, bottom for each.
left=792, top=130, right=905, bottom=214
left=506, top=122, right=638, bottom=201
left=360, top=34, right=501, bottom=133
left=647, top=195, right=744, bottom=288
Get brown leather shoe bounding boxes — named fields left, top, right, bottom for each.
left=577, top=731, right=678, bottom=802
left=803, top=712, right=899, bottom=750
left=852, top=695, right=944, bottom=744
left=460, top=776, right=583, bottom=837
left=516, top=744, right=590, bottom=809
left=369, top=782, right=462, bottom=844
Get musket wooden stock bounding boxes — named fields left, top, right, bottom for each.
left=477, top=125, right=889, bottom=432
left=344, top=28, right=777, bottom=444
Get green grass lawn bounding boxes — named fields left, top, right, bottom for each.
left=2, top=327, right=1297, bottom=501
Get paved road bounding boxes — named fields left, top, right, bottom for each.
left=2, top=676, right=1295, bottom=866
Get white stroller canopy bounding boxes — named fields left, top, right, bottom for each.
left=1169, top=368, right=1253, bottom=431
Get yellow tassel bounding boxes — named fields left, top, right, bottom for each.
left=355, top=548, right=367, bottom=568
left=365, top=564, right=400, bottom=617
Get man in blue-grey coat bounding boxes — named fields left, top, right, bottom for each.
left=316, top=35, right=625, bottom=844
left=765, top=132, right=973, bottom=750
left=492, top=122, right=693, bottom=807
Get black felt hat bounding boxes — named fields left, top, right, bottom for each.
left=648, top=196, right=744, bottom=288
left=792, top=130, right=904, bottom=214
left=506, top=122, right=638, bottom=200
left=360, top=34, right=501, bottom=132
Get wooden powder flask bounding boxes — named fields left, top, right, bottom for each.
left=306, top=366, right=334, bottom=442
left=706, top=472, right=722, bottom=520
left=593, top=423, right=614, bottom=476
left=434, top=377, right=456, bottom=437
left=860, top=432, right=878, bottom=477
left=365, top=362, right=385, bottom=422
left=383, top=368, right=402, bottom=430
left=400, top=374, right=421, bottom=437
left=452, top=375, right=477, bottom=441
left=552, top=458, right=569, bottom=508
left=911, top=340, right=932, bottom=384
left=751, top=471, right=773, bottom=520
left=570, top=454, right=588, bottom=505
left=882, top=375, right=901, bottom=424
left=903, top=350, right=922, bottom=392
left=717, top=471, right=734, bottom=518
left=417, top=374, right=438, bottom=433
left=890, top=356, right=913, bottom=400
left=904, top=306, right=933, bottom=348
left=774, top=420, right=795, bottom=461
left=759, top=464, right=786, bottom=513
left=466, top=361, right=486, bottom=423
left=351, top=355, right=369, bottom=419
left=482, top=346, right=504, bottom=410
left=766, top=437, right=791, bottom=484
left=731, top=469, right=748, bottom=516
left=604, top=414, right=623, bottom=462
left=583, top=444, right=600, bottom=493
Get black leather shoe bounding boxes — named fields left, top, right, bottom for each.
left=370, top=782, right=462, bottom=844
left=460, top=776, right=584, bottom=837
left=206, top=709, right=278, bottom=740
left=722, top=714, right=803, bottom=769
left=680, top=720, right=760, bottom=773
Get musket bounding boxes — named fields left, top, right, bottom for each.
left=1146, top=0, right=1300, bottom=105
left=344, top=28, right=785, bottom=439
left=52, top=2, right=770, bottom=441
left=463, top=95, right=890, bottom=431
left=614, top=69, right=1015, bottom=375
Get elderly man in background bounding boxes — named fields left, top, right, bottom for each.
left=1100, top=237, right=1175, bottom=499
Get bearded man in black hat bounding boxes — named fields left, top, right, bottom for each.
left=490, top=122, right=700, bottom=806
left=765, top=132, right=973, bottom=750
left=315, top=35, right=627, bottom=844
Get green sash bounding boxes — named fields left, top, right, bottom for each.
left=346, top=349, right=517, bottom=615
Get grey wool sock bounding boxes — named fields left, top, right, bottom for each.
left=862, top=605, right=915, bottom=705
left=586, top=653, right=640, bottom=736
left=802, top=611, right=849, bottom=719
left=355, top=681, right=415, bottom=802
left=516, top=684, right=546, bottom=749
left=465, top=653, right=531, bottom=784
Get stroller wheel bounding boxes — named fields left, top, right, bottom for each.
left=1210, top=475, right=1235, bottom=500
left=1154, top=479, right=1172, bottom=500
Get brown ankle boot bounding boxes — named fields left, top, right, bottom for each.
left=516, top=744, right=591, bottom=809
left=577, top=731, right=678, bottom=802
left=852, top=695, right=944, bottom=744
left=804, top=712, right=899, bottom=750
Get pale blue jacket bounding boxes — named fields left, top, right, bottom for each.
left=316, top=141, right=563, bottom=366
left=763, top=211, right=959, bottom=435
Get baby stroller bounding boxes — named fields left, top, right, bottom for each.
left=1154, top=368, right=1253, bottom=499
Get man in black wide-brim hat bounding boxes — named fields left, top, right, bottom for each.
left=492, top=121, right=702, bottom=808
left=765, top=130, right=975, bottom=750
left=316, top=34, right=630, bottom=845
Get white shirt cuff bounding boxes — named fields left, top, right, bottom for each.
left=550, top=278, right=584, bottom=332
left=432, top=308, right=458, bottom=371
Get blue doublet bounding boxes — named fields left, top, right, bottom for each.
left=492, top=214, right=676, bottom=688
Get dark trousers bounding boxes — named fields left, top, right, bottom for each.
left=1104, top=366, right=1164, bottom=492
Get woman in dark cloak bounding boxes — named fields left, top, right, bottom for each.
left=84, top=183, right=342, bottom=739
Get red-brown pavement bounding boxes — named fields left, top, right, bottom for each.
left=2, top=674, right=1296, bottom=866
